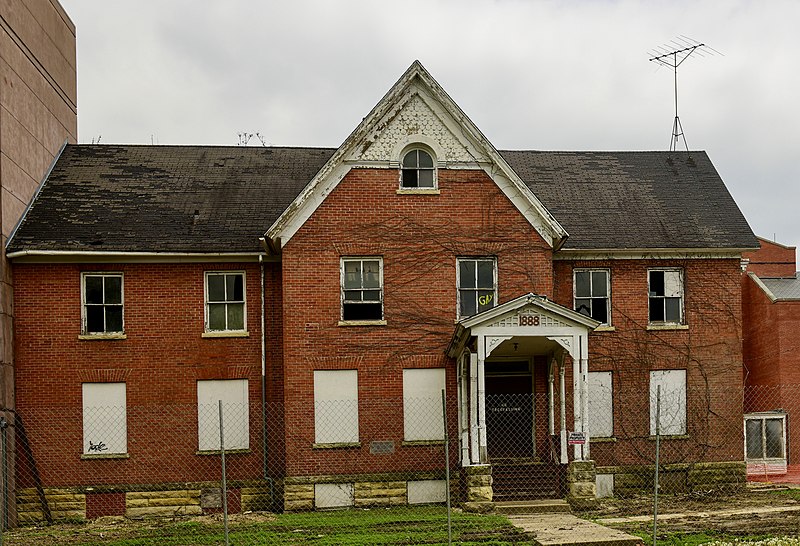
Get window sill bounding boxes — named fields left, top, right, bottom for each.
left=648, top=434, right=690, bottom=441
left=338, top=320, right=387, bottom=327
left=312, top=442, right=361, bottom=450
left=202, top=330, right=250, bottom=338
left=647, top=324, right=689, bottom=331
left=78, top=333, right=127, bottom=341
left=396, top=188, right=440, bottom=195
left=196, top=448, right=251, bottom=455
left=593, top=326, right=616, bottom=333
left=589, top=437, right=617, bottom=443
left=402, top=440, right=445, bottom=447
left=81, top=453, right=129, bottom=460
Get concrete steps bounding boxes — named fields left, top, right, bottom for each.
left=495, top=499, right=571, bottom=514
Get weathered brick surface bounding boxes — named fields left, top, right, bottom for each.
left=13, top=262, right=283, bottom=486
left=743, top=239, right=796, bottom=277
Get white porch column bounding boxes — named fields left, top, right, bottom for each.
left=580, top=334, right=590, bottom=460
left=458, top=353, right=470, bottom=466
left=469, top=352, right=479, bottom=464
left=559, top=352, right=568, bottom=464
left=477, top=336, right=487, bottom=463
left=572, top=335, right=582, bottom=460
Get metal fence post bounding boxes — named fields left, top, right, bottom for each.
left=0, top=416, right=7, bottom=546
left=218, top=401, right=229, bottom=546
left=653, top=385, right=661, bottom=546
left=442, top=390, right=452, bottom=546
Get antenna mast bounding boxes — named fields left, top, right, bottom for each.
left=648, top=37, right=719, bottom=151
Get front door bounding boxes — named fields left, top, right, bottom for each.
left=485, top=361, right=533, bottom=459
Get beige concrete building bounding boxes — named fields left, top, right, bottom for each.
left=0, top=0, right=76, bottom=518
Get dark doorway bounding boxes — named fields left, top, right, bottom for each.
left=485, top=361, right=533, bottom=459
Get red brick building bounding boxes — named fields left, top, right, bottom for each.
left=742, top=238, right=800, bottom=475
left=7, top=62, right=758, bottom=516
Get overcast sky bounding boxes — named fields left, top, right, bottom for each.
left=60, top=0, right=800, bottom=259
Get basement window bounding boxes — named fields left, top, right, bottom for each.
left=401, top=149, right=435, bottom=189
left=341, top=258, right=383, bottom=321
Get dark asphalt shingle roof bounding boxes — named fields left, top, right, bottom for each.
left=7, top=145, right=757, bottom=254
left=501, top=150, right=757, bottom=250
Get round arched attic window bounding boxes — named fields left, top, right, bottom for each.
left=401, top=149, right=435, bottom=188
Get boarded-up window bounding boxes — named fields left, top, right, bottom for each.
left=588, top=371, right=613, bottom=438
left=82, top=383, right=127, bottom=455
left=403, top=368, right=445, bottom=441
left=650, top=370, right=686, bottom=436
left=314, top=370, right=359, bottom=444
left=648, top=269, right=683, bottom=324
left=197, top=379, right=249, bottom=451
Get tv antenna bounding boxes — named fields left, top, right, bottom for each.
left=648, top=36, right=720, bottom=151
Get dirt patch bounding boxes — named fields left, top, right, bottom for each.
left=580, top=486, right=800, bottom=538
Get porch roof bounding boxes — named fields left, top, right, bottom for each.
left=446, top=293, right=600, bottom=357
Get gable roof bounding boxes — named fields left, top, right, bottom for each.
left=263, top=60, right=569, bottom=251
left=750, top=272, right=800, bottom=302
left=7, top=144, right=334, bottom=254
left=6, top=146, right=758, bottom=257
left=502, top=150, right=758, bottom=251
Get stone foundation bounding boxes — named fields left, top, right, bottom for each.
left=462, top=464, right=493, bottom=513
left=567, top=460, right=597, bottom=510
left=596, top=461, right=746, bottom=497
left=16, top=480, right=281, bottom=523
left=283, top=472, right=454, bottom=511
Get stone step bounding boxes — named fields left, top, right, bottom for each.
left=495, top=499, right=571, bottom=514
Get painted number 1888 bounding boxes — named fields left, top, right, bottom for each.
left=519, top=315, right=540, bottom=327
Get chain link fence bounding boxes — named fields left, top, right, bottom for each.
left=0, top=385, right=795, bottom=544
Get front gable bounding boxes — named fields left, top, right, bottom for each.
left=265, top=61, right=567, bottom=251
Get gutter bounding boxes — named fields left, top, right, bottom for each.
left=258, top=244, right=276, bottom=508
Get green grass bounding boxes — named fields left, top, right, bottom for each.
left=5, top=506, right=533, bottom=545
left=630, top=531, right=779, bottom=546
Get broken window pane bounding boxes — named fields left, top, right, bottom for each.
left=575, top=298, right=591, bottom=317
left=592, top=298, right=608, bottom=323
left=86, top=306, right=104, bottom=333
left=343, top=302, right=381, bottom=321
left=649, top=298, right=664, bottom=321
left=649, top=271, right=665, bottom=297
left=402, top=169, right=418, bottom=187
left=228, top=274, right=244, bottom=301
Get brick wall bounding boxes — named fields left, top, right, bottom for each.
left=281, top=167, right=552, bottom=476
left=12, top=261, right=281, bottom=487
left=555, top=258, right=746, bottom=465
left=744, top=239, right=797, bottom=278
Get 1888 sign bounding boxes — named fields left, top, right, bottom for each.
left=519, top=314, right=540, bottom=327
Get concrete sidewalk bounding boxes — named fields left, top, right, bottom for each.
left=508, top=512, right=643, bottom=546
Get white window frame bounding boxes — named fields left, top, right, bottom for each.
left=587, top=371, right=613, bottom=438
left=314, top=370, right=359, bottom=445
left=81, top=272, right=124, bottom=335
left=204, top=271, right=247, bottom=333
left=403, top=368, right=446, bottom=442
left=648, top=268, right=684, bottom=325
left=574, top=268, right=611, bottom=325
left=400, top=148, right=437, bottom=189
left=82, top=382, right=127, bottom=455
left=197, top=379, right=250, bottom=451
left=456, top=257, right=497, bottom=319
left=744, top=412, right=787, bottom=463
left=340, top=257, right=384, bottom=322
left=649, top=369, right=687, bottom=436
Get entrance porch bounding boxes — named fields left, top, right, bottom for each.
left=447, top=294, right=600, bottom=505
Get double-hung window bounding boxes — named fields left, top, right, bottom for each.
left=648, top=269, right=683, bottom=324
left=341, top=258, right=383, bottom=321
left=574, top=269, right=610, bottom=324
left=457, top=258, right=496, bottom=318
left=205, top=272, right=246, bottom=332
left=82, top=273, right=124, bottom=334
